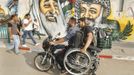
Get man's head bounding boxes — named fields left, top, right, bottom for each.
left=34, top=19, right=37, bottom=22
left=13, top=0, right=18, bottom=3
left=79, top=18, right=86, bottom=28
left=11, top=14, right=18, bottom=22
left=80, top=0, right=111, bottom=20
left=68, top=17, right=76, bottom=27
left=78, top=18, right=94, bottom=28
left=24, top=14, right=31, bottom=19
left=39, top=0, right=59, bottom=22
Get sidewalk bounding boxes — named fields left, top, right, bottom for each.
left=0, top=35, right=46, bottom=52
left=100, top=41, right=134, bottom=61
left=0, top=39, right=6, bottom=48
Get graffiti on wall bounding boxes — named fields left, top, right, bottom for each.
left=0, top=5, right=5, bottom=16
left=0, top=0, right=133, bottom=41
left=61, top=0, right=133, bottom=41
left=7, top=0, right=18, bottom=15
left=108, top=0, right=134, bottom=41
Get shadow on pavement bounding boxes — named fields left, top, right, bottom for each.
left=119, top=42, right=134, bottom=48
left=23, top=51, right=38, bottom=70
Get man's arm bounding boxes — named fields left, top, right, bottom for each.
left=8, top=27, right=12, bottom=40
left=27, top=19, right=32, bottom=25
left=17, top=29, right=21, bottom=36
left=81, top=32, right=93, bottom=52
left=22, top=19, right=32, bottom=29
left=51, top=31, right=74, bottom=45
left=53, top=38, right=65, bottom=44
left=33, top=22, right=38, bottom=26
left=33, top=22, right=39, bottom=29
left=8, top=23, right=13, bottom=39
left=50, top=28, right=78, bottom=45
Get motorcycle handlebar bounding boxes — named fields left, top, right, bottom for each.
left=48, top=32, right=61, bottom=41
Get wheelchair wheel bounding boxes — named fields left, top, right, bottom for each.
left=64, top=48, right=92, bottom=75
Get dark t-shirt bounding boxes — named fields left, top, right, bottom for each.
left=8, top=21, right=18, bottom=35
left=81, top=26, right=93, bottom=45
left=82, top=26, right=93, bottom=38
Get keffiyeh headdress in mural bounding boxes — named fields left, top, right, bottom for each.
left=81, top=0, right=111, bottom=18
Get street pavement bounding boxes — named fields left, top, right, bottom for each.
left=96, top=59, right=134, bottom=75
left=0, top=36, right=134, bottom=75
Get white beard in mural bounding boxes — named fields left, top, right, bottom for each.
left=31, top=0, right=66, bottom=37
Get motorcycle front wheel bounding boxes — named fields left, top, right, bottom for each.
left=34, top=53, right=52, bottom=72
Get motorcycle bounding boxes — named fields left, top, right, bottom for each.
left=34, top=33, right=61, bottom=72
left=34, top=32, right=100, bottom=75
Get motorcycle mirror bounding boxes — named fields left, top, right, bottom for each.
left=57, top=32, right=61, bottom=36
left=48, top=35, right=52, bottom=39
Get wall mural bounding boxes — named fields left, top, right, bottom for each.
left=7, top=0, right=18, bottom=15
left=0, top=5, right=5, bottom=16
left=31, top=0, right=66, bottom=37
left=0, top=0, right=134, bottom=42
left=108, top=0, right=134, bottom=41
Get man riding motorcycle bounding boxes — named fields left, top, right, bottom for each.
left=49, top=17, right=80, bottom=73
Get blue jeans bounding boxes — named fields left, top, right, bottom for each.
left=22, top=30, right=37, bottom=45
left=9, top=35, right=20, bottom=53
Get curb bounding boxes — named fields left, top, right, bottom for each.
left=99, top=55, right=134, bottom=61
left=99, top=55, right=112, bottom=59
left=0, top=41, right=6, bottom=48
left=19, top=47, right=30, bottom=51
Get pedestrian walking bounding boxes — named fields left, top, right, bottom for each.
left=22, top=14, right=39, bottom=48
left=8, top=14, right=21, bottom=55
left=33, top=19, right=41, bottom=40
